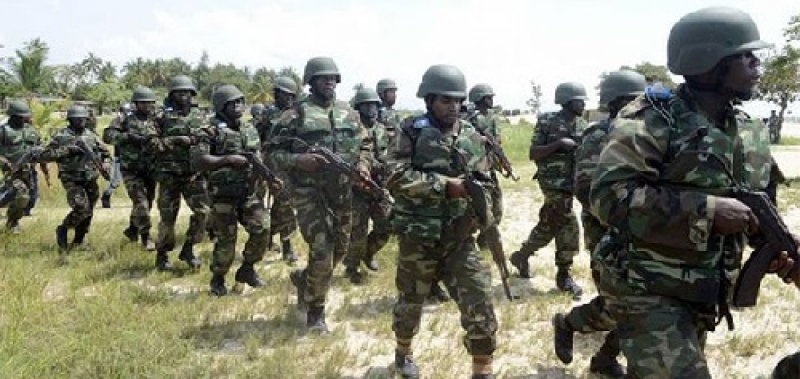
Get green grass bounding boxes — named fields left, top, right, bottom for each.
left=777, top=136, right=800, bottom=146
left=0, top=121, right=798, bottom=378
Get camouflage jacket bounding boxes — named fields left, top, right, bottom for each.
left=378, top=106, right=402, bottom=129
left=194, top=116, right=262, bottom=198
left=573, top=119, right=613, bottom=206
left=386, top=114, right=492, bottom=240
left=0, top=122, right=41, bottom=178
left=590, top=85, right=772, bottom=305
left=469, top=110, right=501, bottom=141
left=102, top=112, right=159, bottom=173
left=152, top=106, right=206, bottom=176
left=269, top=98, right=372, bottom=188
left=365, top=119, right=397, bottom=184
left=532, top=110, right=587, bottom=191
left=40, top=127, right=110, bottom=182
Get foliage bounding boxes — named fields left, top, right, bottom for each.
left=1, top=38, right=53, bottom=97
left=29, top=98, right=66, bottom=139
left=758, top=14, right=800, bottom=120
left=525, top=81, right=542, bottom=114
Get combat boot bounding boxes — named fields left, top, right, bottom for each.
left=509, top=250, right=531, bottom=278
left=281, top=239, right=298, bottom=263
left=5, top=221, right=21, bottom=234
left=552, top=313, right=574, bottom=364
left=428, top=281, right=450, bottom=303
left=55, top=225, right=69, bottom=251
left=178, top=242, right=201, bottom=269
left=155, top=250, right=172, bottom=271
left=345, top=266, right=364, bottom=285
left=209, top=274, right=227, bottom=297
left=235, top=262, right=265, bottom=288
left=472, top=355, right=494, bottom=379
left=589, top=330, right=624, bottom=378
left=306, top=306, right=329, bottom=334
left=556, top=268, right=583, bottom=300
left=290, top=269, right=307, bottom=309
left=100, top=192, right=111, bottom=208
left=363, top=251, right=379, bottom=271
left=394, top=351, right=420, bottom=379
left=140, top=233, right=155, bottom=251
left=122, top=224, right=138, bottom=242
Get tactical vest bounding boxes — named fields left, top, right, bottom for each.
left=1, top=123, right=40, bottom=170
left=156, top=108, right=204, bottom=174
left=205, top=118, right=261, bottom=196
left=50, top=128, right=103, bottom=182
left=118, top=115, right=158, bottom=172
left=534, top=111, right=586, bottom=191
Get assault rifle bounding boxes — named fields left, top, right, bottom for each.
left=75, top=139, right=111, bottom=181
left=474, top=126, right=519, bottom=182
left=241, top=152, right=283, bottom=193
left=731, top=189, right=799, bottom=307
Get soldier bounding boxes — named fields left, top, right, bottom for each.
left=376, top=78, right=401, bottom=126
left=551, top=70, right=647, bottom=378
left=259, top=76, right=300, bottom=263
left=249, top=103, right=265, bottom=127
left=194, top=84, right=269, bottom=296
left=768, top=109, right=782, bottom=144
left=151, top=74, right=209, bottom=271
left=386, top=64, right=498, bottom=379
left=509, top=82, right=588, bottom=299
left=40, top=104, right=111, bottom=251
left=100, top=103, right=132, bottom=209
left=589, top=7, right=800, bottom=377
left=0, top=100, right=43, bottom=233
left=343, top=87, right=395, bottom=283
left=102, top=87, right=159, bottom=251
left=271, top=57, right=371, bottom=333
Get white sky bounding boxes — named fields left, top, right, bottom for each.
left=1, top=0, right=799, bottom=117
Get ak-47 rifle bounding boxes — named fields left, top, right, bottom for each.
left=75, top=139, right=111, bottom=181
left=463, top=110, right=519, bottom=181
left=241, top=152, right=283, bottom=193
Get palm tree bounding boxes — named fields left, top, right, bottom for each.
left=2, top=38, right=53, bottom=97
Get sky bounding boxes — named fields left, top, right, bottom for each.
left=1, top=0, right=799, bottom=117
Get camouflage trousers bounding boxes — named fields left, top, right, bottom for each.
left=581, top=208, right=605, bottom=255
left=519, top=188, right=579, bottom=268
left=209, top=190, right=270, bottom=276
left=2, top=174, right=32, bottom=227
left=155, top=174, right=210, bottom=252
left=269, top=188, right=297, bottom=242
left=343, top=193, right=392, bottom=269
left=292, top=185, right=353, bottom=308
left=393, top=226, right=498, bottom=356
left=121, top=170, right=157, bottom=234
left=595, top=260, right=712, bottom=379
left=476, top=178, right=504, bottom=250
left=61, top=179, right=99, bottom=231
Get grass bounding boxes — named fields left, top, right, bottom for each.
left=1, top=122, right=798, bottom=378
left=777, top=136, right=800, bottom=146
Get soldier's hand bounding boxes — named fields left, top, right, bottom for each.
left=767, top=250, right=800, bottom=287
left=558, top=138, right=578, bottom=152
left=446, top=178, right=468, bottom=198
left=224, top=155, right=250, bottom=169
left=712, top=197, right=759, bottom=235
left=296, top=153, right=329, bottom=172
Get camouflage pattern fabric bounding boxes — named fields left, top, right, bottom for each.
left=590, top=85, right=773, bottom=377
left=517, top=188, right=580, bottom=268
left=40, top=127, right=110, bottom=182
left=386, top=115, right=497, bottom=356
left=194, top=116, right=270, bottom=275
left=61, top=179, right=100, bottom=229
left=270, top=98, right=371, bottom=308
left=378, top=106, right=402, bottom=129
left=0, top=122, right=41, bottom=227
left=152, top=107, right=206, bottom=176
left=574, top=119, right=614, bottom=253
left=469, top=111, right=504, bottom=249
left=532, top=110, right=587, bottom=191
left=470, top=110, right=501, bottom=140
left=259, top=104, right=297, bottom=242
left=121, top=173, right=157, bottom=234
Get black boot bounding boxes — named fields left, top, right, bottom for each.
left=290, top=269, right=307, bottom=308
left=509, top=251, right=531, bottom=278
left=122, top=224, right=138, bottom=242
left=306, top=306, right=329, bottom=334
left=140, top=233, right=155, bottom=251
left=363, top=251, right=379, bottom=271
left=234, top=262, right=265, bottom=288
left=178, top=242, right=201, bottom=269
left=209, top=274, right=227, bottom=297
left=101, top=192, right=111, bottom=208
left=428, top=281, right=450, bottom=303
left=345, top=266, right=364, bottom=285
left=394, top=351, right=420, bottom=379
left=556, top=268, right=583, bottom=300
left=281, top=239, right=298, bottom=263
left=552, top=313, right=574, bottom=364
left=155, top=250, right=172, bottom=271
left=56, top=225, right=69, bottom=251
left=206, top=228, right=216, bottom=242
left=72, top=217, right=91, bottom=250
left=589, top=330, right=625, bottom=378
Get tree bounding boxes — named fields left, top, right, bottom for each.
left=2, top=38, right=53, bottom=97
left=525, top=80, right=542, bottom=114
left=85, top=80, right=130, bottom=115
left=757, top=14, right=800, bottom=124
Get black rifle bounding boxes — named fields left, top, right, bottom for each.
left=473, top=126, right=519, bottom=182
left=75, top=139, right=111, bottom=181
left=241, top=152, right=284, bottom=193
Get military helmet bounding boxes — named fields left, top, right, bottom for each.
left=303, top=57, right=341, bottom=84
left=468, top=83, right=495, bottom=103
left=212, top=84, right=245, bottom=113
left=668, top=6, right=770, bottom=76
left=66, top=104, right=89, bottom=119
left=273, top=76, right=298, bottom=95
left=376, top=78, right=398, bottom=94
left=120, top=102, right=132, bottom=113
left=250, top=103, right=265, bottom=117
left=6, top=100, right=31, bottom=117
left=599, top=70, right=647, bottom=105
left=168, top=74, right=198, bottom=95
left=416, top=64, right=467, bottom=99
left=352, top=87, right=381, bottom=107
left=554, top=82, right=588, bottom=105
left=131, top=86, right=157, bottom=103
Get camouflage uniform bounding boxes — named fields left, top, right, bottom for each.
left=40, top=107, right=110, bottom=250
left=0, top=102, right=42, bottom=231
left=260, top=103, right=298, bottom=251
left=469, top=109, right=504, bottom=250
left=195, top=108, right=270, bottom=295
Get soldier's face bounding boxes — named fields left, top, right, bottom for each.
left=381, top=89, right=397, bottom=107
left=223, top=98, right=245, bottom=120
left=135, top=101, right=155, bottom=115
left=722, top=51, right=761, bottom=101
left=8, top=115, right=26, bottom=128
left=275, top=90, right=294, bottom=109
left=430, top=95, right=462, bottom=125
left=481, top=95, right=494, bottom=109
left=170, top=89, right=193, bottom=105
left=68, top=117, right=87, bottom=131
left=357, top=102, right=379, bottom=123
left=567, top=99, right=585, bottom=116
left=310, top=75, right=338, bottom=100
